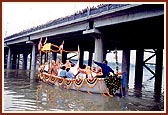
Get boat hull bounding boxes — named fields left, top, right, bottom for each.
left=38, top=72, right=118, bottom=96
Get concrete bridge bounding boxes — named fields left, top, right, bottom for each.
left=4, top=4, right=164, bottom=94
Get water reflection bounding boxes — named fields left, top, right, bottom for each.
left=3, top=69, right=164, bottom=111
left=35, top=83, right=128, bottom=111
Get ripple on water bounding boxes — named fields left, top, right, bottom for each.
left=3, top=69, right=164, bottom=111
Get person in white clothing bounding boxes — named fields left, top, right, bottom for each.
left=43, top=62, right=49, bottom=73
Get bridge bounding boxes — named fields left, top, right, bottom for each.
left=4, top=4, right=164, bottom=94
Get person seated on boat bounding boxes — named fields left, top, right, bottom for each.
left=56, top=59, right=62, bottom=70
left=48, top=60, right=58, bottom=76
left=75, top=64, right=86, bottom=79
left=43, top=61, right=49, bottom=73
left=85, top=66, right=93, bottom=79
left=59, top=66, right=67, bottom=78
left=71, top=63, right=75, bottom=67
left=93, top=60, right=114, bottom=78
left=91, top=66, right=96, bottom=73
left=66, top=68, right=74, bottom=79
left=95, top=67, right=103, bottom=78
left=38, top=65, right=44, bottom=73
left=64, top=59, right=71, bottom=69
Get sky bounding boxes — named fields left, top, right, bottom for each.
left=2, top=2, right=102, bottom=38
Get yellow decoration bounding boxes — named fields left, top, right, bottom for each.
left=41, top=43, right=51, bottom=51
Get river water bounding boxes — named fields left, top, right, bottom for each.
left=3, top=67, right=164, bottom=112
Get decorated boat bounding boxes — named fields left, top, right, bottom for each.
left=37, top=39, right=126, bottom=97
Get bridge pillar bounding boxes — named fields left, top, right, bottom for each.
left=52, top=52, right=57, bottom=62
left=7, top=47, right=11, bottom=69
left=88, top=51, right=93, bottom=66
left=29, top=53, right=31, bottom=70
left=23, top=53, right=28, bottom=70
left=122, top=49, right=130, bottom=88
left=83, top=28, right=103, bottom=68
left=79, top=47, right=84, bottom=68
left=42, top=53, right=46, bottom=63
left=135, top=49, right=144, bottom=89
left=62, top=52, right=67, bottom=64
left=31, top=44, right=36, bottom=71
left=154, top=49, right=163, bottom=95
left=4, top=48, right=8, bottom=68
left=16, top=54, right=20, bottom=69
left=12, top=53, right=17, bottom=69
left=41, top=53, right=47, bottom=64
left=103, top=50, right=107, bottom=61
left=94, top=36, right=104, bottom=68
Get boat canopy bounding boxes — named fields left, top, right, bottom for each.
left=41, top=43, right=60, bottom=53
left=41, top=43, right=51, bottom=51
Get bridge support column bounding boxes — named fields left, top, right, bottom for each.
left=135, top=49, right=144, bottom=89
left=79, top=47, right=84, bottom=68
left=83, top=29, right=103, bottom=68
left=154, top=49, right=163, bottom=95
left=17, top=54, right=20, bottom=69
left=31, top=44, right=36, bottom=71
left=103, top=50, right=107, bottom=61
left=88, top=51, right=93, bottom=66
left=94, top=36, right=103, bottom=68
left=42, top=53, right=46, bottom=63
left=122, top=49, right=130, bottom=88
left=12, top=53, right=17, bottom=69
left=52, top=52, right=57, bottom=62
left=23, top=53, right=28, bottom=70
left=4, top=48, right=8, bottom=68
left=62, top=52, right=67, bottom=64
left=7, top=47, right=11, bottom=69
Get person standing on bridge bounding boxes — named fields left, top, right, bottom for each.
left=93, top=60, right=114, bottom=78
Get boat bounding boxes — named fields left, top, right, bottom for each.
left=37, top=41, right=126, bottom=97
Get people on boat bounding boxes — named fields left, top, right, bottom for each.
left=64, top=59, right=71, bottom=69
left=56, top=59, right=61, bottom=70
left=93, top=60, right=114, bottom=78
left=38, top=65, right=43, bottom=72
left=59, top=66, right=67, bottom=78
left=76, top=64, right=86, bottom=79
left=48, top=60, right=58, bottom=76
left=91, top=66, right=96, bottom=73
left=85, top=66, right=93, bottom=79
left=43, top=61, right=49, bottom=73
left=95, top=67, right=103, bottom=78
left=66, top=68, right=74, bottom=79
